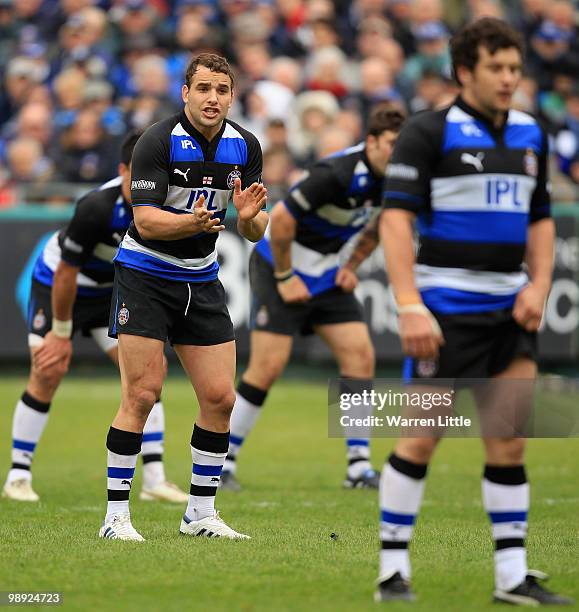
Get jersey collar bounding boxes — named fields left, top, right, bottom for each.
left=455, top=95, right=509, bottom=136
left=179, top=110, right=227, bottom=160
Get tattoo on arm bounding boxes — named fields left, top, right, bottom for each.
left=343, top=218, right=380, bottom=271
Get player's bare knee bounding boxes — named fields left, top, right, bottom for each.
left=486, top=438, right=526, bottom=464
left=342, top=342, right=375, bottom=377
left=246, top=359, right=284, bottom=389
left=202, top=387, right=236, bottom=419
left=32, top=363, right=66, bottom=394
left=126, top=385, right=159, bottom=416
left=396, top=437, right=438, bottom=464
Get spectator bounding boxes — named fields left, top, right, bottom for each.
left=264, top=118, right=289, bottom=150
left=110, top=33, right=159, bottom=102
left=315, top=125, right=355, bottom=159
left=356, top=16, right=393, bottom=60
left=83, top=81, right=126, bottom=137
left=345, top=57, right=403, bottom=122
left=52, top=7, right=111, bottom=79
left=6, top=136, right=52, bottom=183
left=402, top=20, right=451, bottom=83
left=267, top=56, right=303, bottom=94
left=0, top=0, right=18, bottom=70
left=409, top=69, right=454, bottom=112
left=507, top=0, right=548, bottom=45
left=289, top=90, right=340, bottom=165
left=305, top=46, right=352, bottom=100
left=53, top=109, right=117, bottom=183
left=16, top=103, right=53, bottom=153
left=13, top=0, right=59, bottom=43
left=52, top=67, right=87, bottom=130
left=527, top=19, right=575, bottom=92
left=0, top=57, right=45, bottom=129
left=0, top=0, right=573, bottom=209
left=335, top=109, right=364, bottom=143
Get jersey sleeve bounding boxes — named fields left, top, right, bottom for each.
left=130, top=125, right=171, bottom=207
left=60, top=195, right=106, bottom=267
left=283, top=164, right=337, bottom=218
left=242, top=131, right=263, bottom=188
left=529, top=127, right=551, bottom=224
left=383, top=115, right=438, bottom=214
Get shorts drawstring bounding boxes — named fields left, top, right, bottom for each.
left=185, top=283, right=192, bottom=316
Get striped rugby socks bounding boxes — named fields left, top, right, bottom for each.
left=483, top=464, right=529, bottom=591
left=224, top=382, right=267, bottom=474
left=186, top=425, right=229, bottom=521
left=106, top=427, right=142, bottom=520
left=379, top=453, right=428, bottom=581
left=8, top=392, right=50, bottom=483
left=141, top=400, right=166, bottom=489
left=342, top=378, right=374, bottom=479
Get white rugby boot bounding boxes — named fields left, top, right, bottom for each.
left=2, top=478, right=39, bottom=502
left=179, top=511, right=250, bottom=539
left=99, top=513, right=145, bottom=542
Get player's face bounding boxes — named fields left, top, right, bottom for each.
left=182, top=66, right=233, bottom=138
left=367, top=130, right=399, bottom=176
left=460, top=45, right=522, bottom=117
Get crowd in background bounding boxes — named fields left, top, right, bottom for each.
left=0, top=0, right=578, bottom=207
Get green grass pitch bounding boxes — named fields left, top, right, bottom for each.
left=1, top=375, right=578, bottom=611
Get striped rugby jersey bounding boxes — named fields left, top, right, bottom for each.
left=32, top=177, right=132, bottom=296
left=255, top=144, right=384, bottom=296
left=115, top=111, right=262, bottom=282
left=384, top=96, right=550, bottom=314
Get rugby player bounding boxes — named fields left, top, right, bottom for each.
left=99, top=54, right=268, bottom=541
left=3, top=132, right=187, bottom=505
left=376, top=18, right=573, bottom=605
left=221, top=106, right=405, bottom=491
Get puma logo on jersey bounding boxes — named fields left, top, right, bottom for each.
left=121, top=480, right=132, bottom=487
left=174, top=168, right=190, bottom=182
left=460, top=152, right=485, bottom=172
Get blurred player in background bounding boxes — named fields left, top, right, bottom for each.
left=377, top=18, right=573, bottom=605
left=221, top=106, right=405, bottom=491
left=100, top=54, right=268, bottom=541
left=2, top=131, right=188, bottom=505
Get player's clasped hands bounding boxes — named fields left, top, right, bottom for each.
left=192, top=195, right=225, bottom=233
left=277, top=274, right=311, bottom=304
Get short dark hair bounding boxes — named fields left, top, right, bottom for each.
left=450, top=18, right=524, bottom=85
left=120, top=129, right=143, bottom=165
left=185, top=53, right=235, bottom=89
left=367, top=104, right=406, bottom=137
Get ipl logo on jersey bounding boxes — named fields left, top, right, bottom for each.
left=227, top=169, right=242, bottom=189
left=118, top=305, right=130, bottom=326
left=524, top=148, right=538, bottom=177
